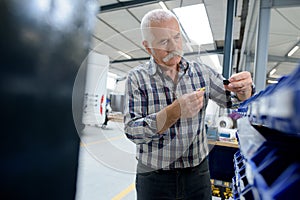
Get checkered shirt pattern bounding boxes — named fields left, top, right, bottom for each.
left=124, top=57, right=235, bottom=170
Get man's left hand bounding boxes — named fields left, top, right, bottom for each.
left=224, top=71, right=253, bottom=101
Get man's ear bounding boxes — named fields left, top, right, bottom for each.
left=143, top=40, right=153, bottom=55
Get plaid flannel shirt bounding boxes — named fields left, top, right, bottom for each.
left=124, top=57, right=236, bottom=170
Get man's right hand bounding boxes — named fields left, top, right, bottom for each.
left=156, top=90, right=204, bottom=134
left=177, top=90, right=204, bottom=118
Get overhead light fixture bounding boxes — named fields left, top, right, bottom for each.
left=118, top=51, right=132, bottom=59
left=269, top=68, right=277, bottom=76
left=159, top=1, right=168, bottom=11
left=287, top=45, right=299, bottom=57
left=173, top=4, right=218, bottom=70
left=173, top=4, right=213, bottom=45
left=267, top=80, right=278, bottom=84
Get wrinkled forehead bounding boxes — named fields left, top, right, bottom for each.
left=150, top=18, right=180, bottom=37
left=142, top=18, right=181, bottom=42
left=150, top=27, right=180, bottom=38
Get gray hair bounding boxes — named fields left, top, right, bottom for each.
left=141, top=9, right=179, bottom=42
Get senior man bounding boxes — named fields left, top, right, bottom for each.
left=124, top=9, right=253, bottom=200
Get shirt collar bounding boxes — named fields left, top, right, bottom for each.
left=147, top=56, right=158, bottom=76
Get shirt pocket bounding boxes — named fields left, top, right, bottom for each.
left=145, top=86, right=169, bottom=114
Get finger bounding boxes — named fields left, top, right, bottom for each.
left=188, top=90, right=204, bottom=101
left=224, top=85, right=230, bottom=91
left=229, top=79, right=252, bottom=89
left=188, top=98, right=202, bottom=108
left=195, top=90, right=205, bottom=98
left=228, top=82, right=244, bottom=89
left=191, top=102, right=202, bottom=114
left=198, top=99, right=203, bottom=109
left=231, top=71, right=250, bottom=81
left=188, top=92, right=202, bottom=103
left=235, top=87, right=247, bottom=93
left=231, top=83, right=252, bottom=94
left=185, top=91, right=198, bottom=102
left=229, top=71, right=251, bottom=82
left=188, top=94, right=203, bottom=106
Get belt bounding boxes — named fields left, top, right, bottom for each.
left=137, top=157, right=207, bottom=174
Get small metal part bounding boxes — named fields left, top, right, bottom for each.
left=197, top=87, right=206, bottom=92
left=223, top=80, right=230, bottom=85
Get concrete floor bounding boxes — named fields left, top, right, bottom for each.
left=76, top=121, right=137, bottom=200
left=75, top=121, right=226, bottom=200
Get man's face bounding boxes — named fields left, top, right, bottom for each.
left=144, top=18, right=183, bottom=67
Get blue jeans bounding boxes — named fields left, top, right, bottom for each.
left=136, top=158, right=212, bottom=200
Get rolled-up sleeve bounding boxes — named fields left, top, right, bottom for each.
left=124, top=71, right=161, bottom=144
left=205, top=66, right=243, bottom=108
left=204, top=67, right=231, bottom=108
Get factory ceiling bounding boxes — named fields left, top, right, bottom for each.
left=91, top=0, right=300, bottom=86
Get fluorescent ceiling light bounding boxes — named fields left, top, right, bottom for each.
left=159, top=1, right=168, bottom=11
left=118, top=51, right=132, bottom=59
left=287, top=45, right=299, bottom=57
left=267, top=80, right=278, bottom=84
left=173, top=4, right=218, bottom=69
left=269, top=68, right=276, bottom=76
left=173, top=4, right=213, bottom=45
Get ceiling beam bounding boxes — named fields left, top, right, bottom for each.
left=249, top=53, right=300, bottom=63
left=271, top=0, right=300, bottom=8
left=100, top=0, right=172, bottom=13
